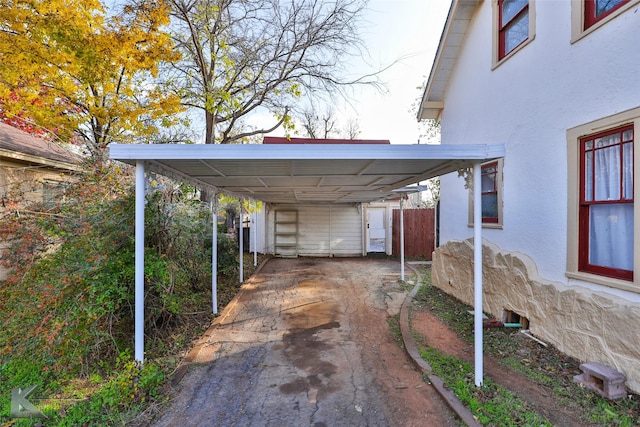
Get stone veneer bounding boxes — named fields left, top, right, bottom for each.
left=432, top=239, right=640, bottom=394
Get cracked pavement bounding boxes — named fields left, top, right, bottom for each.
left=151, top=258, right=456, bottom=427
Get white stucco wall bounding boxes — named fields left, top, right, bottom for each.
left=439, top=1, right=640, bottom=295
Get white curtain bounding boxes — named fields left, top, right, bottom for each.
left=589, top=141, right=633, bottom=271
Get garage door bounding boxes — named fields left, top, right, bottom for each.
left=272, top=205, right=363, bottom=257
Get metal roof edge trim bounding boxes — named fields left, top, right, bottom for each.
left=109, top=143, right=504, bottom=161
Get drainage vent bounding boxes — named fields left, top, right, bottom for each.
left=502, top=309, right=529, bottom=329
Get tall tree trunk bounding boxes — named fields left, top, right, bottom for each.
left=205, top=109, right=215, bottom=145
left=201, top=110, right=215, bottom=202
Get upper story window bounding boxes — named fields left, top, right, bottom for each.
left=584, top=0, right=630, bottom=29
left=493, top=0, right=535, bottom=68
left=579, top=125, right=634, bottom=281
left=498, top=0, right=529, bottom=59
left=572, top=0, right=638, bottom=42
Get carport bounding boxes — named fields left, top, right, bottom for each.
left=109, top=142, right=504, bottom=386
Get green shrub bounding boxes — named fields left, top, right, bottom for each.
left=216, top=233, right=239, bottom=276
left=59, top=353, right=166, bottom=426
left=0, top=165, right=228, bottom=423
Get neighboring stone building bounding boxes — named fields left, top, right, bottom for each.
left=418, top=0, right=640, bottom=392
left=0, top=122, right=82, bottom=278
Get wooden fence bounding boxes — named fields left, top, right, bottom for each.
left=392, top=208, right=435, bottom=260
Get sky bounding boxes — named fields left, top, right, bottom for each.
left=264, top=0, right=451, bottom=144
left=339, top=0, right=450, bottom=144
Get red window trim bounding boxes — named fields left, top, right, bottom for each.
left=482, top=161, right=499, bottom=224
left=584, top=0, right=630, bottom=29
left=578, top=124, right=634, bottom=281
left=498, top=0, right=529, bottom=60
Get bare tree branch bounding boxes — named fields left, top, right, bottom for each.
left=167, top=0, right=378, bottom=145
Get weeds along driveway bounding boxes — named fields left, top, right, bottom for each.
left=151, top=258, right=457, bottom=427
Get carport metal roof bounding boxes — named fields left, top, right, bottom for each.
left=109, top=142, right=505, bottom=388
left=109, top=143, right=504, bottom=204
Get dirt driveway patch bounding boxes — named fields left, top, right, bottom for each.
left=150, top=258, right=457, bottom=426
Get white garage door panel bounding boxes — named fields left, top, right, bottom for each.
left=298, top=206, right=330, bottom=256
left=296, top=205, right=362, bottom=256
left=330, top=206, right=362, bottom=255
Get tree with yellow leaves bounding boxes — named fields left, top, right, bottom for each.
left=0, top=0, right=183, bottom=158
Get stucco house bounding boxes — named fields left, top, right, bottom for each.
left=253, top=137, right=400, bottom=257
left=0, top=123, right=81, bottom=278
left=419, top=0, right=640, bottom=392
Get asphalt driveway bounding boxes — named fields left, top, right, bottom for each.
left=152, top=258, right=456, bottom=427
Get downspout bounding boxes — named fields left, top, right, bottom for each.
left=211, top=194, right=218, bottom=314
left=134, top=161, right=145, bottom=363
left=473, top=162, right=484, bottom=387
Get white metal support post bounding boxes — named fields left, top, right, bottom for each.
left=211, top=194, right=218, bottom=314
left=400, top=196, right=405, bottom=281
left=135, top=161, right=145, bottom=363
left=361, top=205, right=366, bottom=256
left=239, top=210, right=244, bottom=283
left=253, top=203, right=257, bottom=267
left=473, top=162, right=483, bottom=387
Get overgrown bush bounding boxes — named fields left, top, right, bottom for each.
left=58, top=352, right=166, bottom=426
left=215, top=233, right=239, bottom=277
left=0, top=161, right=239, bottom=424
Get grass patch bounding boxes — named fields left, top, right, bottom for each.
left=420, top=346, right=552, bottom=426
left=387, top=314, right=404, bottom=348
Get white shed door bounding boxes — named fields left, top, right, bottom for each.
left=296, top=205, right=362, bottom=256
left=366, top=207, right=386, bottom=252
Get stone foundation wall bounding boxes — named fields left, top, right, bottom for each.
left=432, top=239, right=640, bottom=394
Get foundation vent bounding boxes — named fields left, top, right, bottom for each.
left=502, top=309, right=529, bottom=329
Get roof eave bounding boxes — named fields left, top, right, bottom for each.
left=0, top=147, right=83, bottom=172
left=417, top=0, right=483, bottom=121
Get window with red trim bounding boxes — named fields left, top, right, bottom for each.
left=579, top=125, right=634, bottom=281
left=584, top=0, right=630, bottom=29
left=481, top=162, right=499, bottom=223
left=498, top=0, right=529, bottom=60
